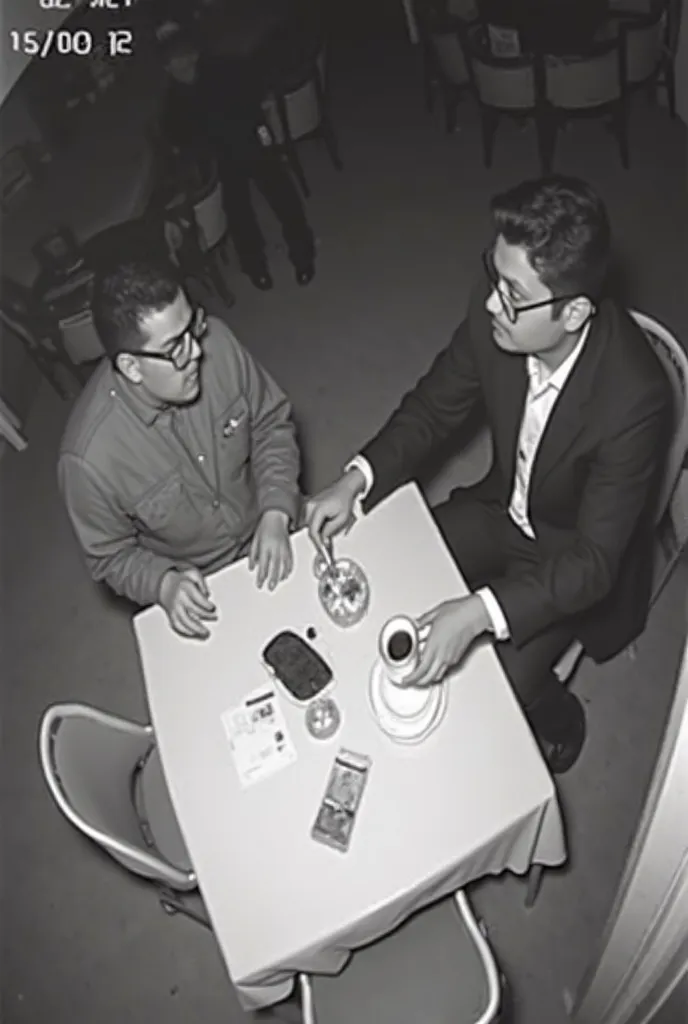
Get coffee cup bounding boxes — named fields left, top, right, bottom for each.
left=379, top=615, right=420, bottom=686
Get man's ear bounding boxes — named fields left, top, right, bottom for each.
left=115, top=352, right=142, bottom=384
left=563, top=296, right=594, bottom=333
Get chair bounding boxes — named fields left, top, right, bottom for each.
left=262, top=45, right=342, bottom=199
left=613, top=0, right=679, bottom=116
left=461, top=23, right=546, bottom=170
left=554, top=310, right=688, bottom=682
left=39, top=702, right=208, bottom=926
left=311, top=889, right=505, bottom=1024
left=0, top=276, right=87, bottom=399
left=540, top=34, right=629, bottom=172
left=162, top=188, right=235, bottom=308
left=424, top=12, right=475, bottom=131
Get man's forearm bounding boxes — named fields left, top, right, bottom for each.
left=90, top=545, right=185, bottom=609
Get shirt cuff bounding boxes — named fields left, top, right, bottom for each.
left=475, top=587, right=510, bottom=641
left=343, top=455, right=374, bottom=518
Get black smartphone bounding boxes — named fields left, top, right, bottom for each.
left=262, top=630, right=333, bottom=703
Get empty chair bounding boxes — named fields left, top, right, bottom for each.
left=425, top=14, right=474, bottom=131
left=462, top=23, right=545, bottom=170
left=39, top=702, right=207, bottom=924
left=262, top=45, right=342, bottom=198
left=0, top=276, right=86, bottom=399
left=540, top=34, right=629, bottom=172
left=614, top=0, right=678, bottom=116
left=555, top=310, right=688, bottom=682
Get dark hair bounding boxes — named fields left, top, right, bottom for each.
left=490, top=175, right=611, bottom=302
left=92, top=257, right=183, bottom=358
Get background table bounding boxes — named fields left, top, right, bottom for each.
left=134, top=483, right=566, bottom=1012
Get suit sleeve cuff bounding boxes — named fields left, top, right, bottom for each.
left=475, top=587, right=510, bottom=641
left=343, top=454, right=374, bottom=518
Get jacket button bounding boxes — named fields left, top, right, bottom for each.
left=211, top=499, right=220, bottom=509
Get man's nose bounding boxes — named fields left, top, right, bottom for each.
left=485, top=286, right=501, bottom=318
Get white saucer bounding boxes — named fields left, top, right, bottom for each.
left=369, top=659, right=447, bottom=744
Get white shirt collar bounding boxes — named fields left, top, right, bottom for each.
left=526, top=320, right=592, bottom=396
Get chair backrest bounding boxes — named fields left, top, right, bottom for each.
left=465, top=27, right=537, bottom=109
left=630, top=310, right=688, bottom=525
left=544, top=36, right=623, bottom=109
left=618, top=2, right=667, bottom=84
left=39, top=702, right=194, bottom=889
left=192, top=175, right=227, bottom=251
left=262, top=48, right=327, bottom=144
left=430, top=26, right=469, bottom=85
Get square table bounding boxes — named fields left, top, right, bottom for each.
left=134, top=482, right=566, bottom=1012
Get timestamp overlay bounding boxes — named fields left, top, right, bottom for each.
left=5, top=1, right=137, bottom=62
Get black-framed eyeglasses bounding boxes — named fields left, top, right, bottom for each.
left=125, top=306, right=207, bottom=371
left=482, top=249, right=587, bottom=324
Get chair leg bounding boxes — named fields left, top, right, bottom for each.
left=158, top=887, right=212, bottom=929
left=540, top=113, right=557, bottom=175
left=480, top=109, right=499, bottom=168
left=313, top=69, right=343, bottom=171
left=276, top=92, right=310, bottom=198
left=525, top=863, right=544, bottom=908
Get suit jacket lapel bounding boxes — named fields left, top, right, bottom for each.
left=531, top=316, right=607, bottom=493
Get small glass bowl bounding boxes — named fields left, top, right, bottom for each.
left=313, top=556, right=370, bottom=629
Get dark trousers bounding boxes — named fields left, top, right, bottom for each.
left=218, top=148, right=315, bottom=276
left=432, top=487, right=579, bottom=745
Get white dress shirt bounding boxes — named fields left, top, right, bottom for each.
left=344, top=323, right=590, bottom=640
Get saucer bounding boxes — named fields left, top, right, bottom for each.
left=369, top=659, right=447, bottom=744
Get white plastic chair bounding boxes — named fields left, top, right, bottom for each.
left=554, top=309, right=688, bottom=682
left=39, top=702, right=207, bottom=924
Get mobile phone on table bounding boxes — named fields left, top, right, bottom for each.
left=262, top=630, right=333, bottom=703
left=311, top=748, right=371, bottom=853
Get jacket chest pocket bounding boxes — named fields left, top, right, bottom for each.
left=133, top=475, right=200, bottom=545
left=216, top=396, right=250, bottom=480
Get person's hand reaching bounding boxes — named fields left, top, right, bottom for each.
left=304, top=468, right=366, bottom=560
left=159, top=567, right=217, bottom=640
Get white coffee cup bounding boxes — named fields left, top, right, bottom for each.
left=379, top=615, right=420, bottom=686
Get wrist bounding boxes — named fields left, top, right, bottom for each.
left=343, top=466, right=366, bottom=499
left=158, top=567, right=181, bottom=606
left=468, top=593, right=492, bottom=636
left=261, top=507, right=290, bottom=528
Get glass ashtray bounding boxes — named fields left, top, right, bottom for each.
left=313, top=556, right=370, bottom=628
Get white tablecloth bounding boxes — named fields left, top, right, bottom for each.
left=134, top=483, right=566, bottom=1011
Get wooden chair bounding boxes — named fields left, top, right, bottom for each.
left=540, top=33, right=629, bottom=172
left=613, top=0, right=679, bottom=116
left=262, top=44, right=342, bottom=199
left=461, top=23, right=546, bottom=170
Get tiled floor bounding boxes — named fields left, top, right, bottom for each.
left=2, top=16, right=687, bottom=1024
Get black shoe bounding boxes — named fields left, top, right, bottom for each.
left=295, top=264, right=315, bottom=286
left=542, top=693, right=586, bottom=775
left=246, top=270, right=273, bottom=291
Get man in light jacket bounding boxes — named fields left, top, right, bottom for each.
left=59, top=253, right=300, bottom=639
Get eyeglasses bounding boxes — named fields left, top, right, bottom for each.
left=482, top=249, right=586, bottom=325
left=126, top=306, right=207, bottom=371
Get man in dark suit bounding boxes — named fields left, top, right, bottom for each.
left=306, top=176, right=672, bottom=774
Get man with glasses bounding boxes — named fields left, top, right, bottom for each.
left=58, top=255, right=300, bottom=639
left=306, top=175, right=671, bottom=774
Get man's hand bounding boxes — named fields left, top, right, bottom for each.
left=305, top=468, right=366, bottom=555
left=159, top=567, right=217, bottom=640
left=249, top=509, right=293, bottom=590
left=404, top=595, right=492, bottom=686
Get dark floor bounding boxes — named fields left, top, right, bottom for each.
left=2, top=15, right=688, bottom=1024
